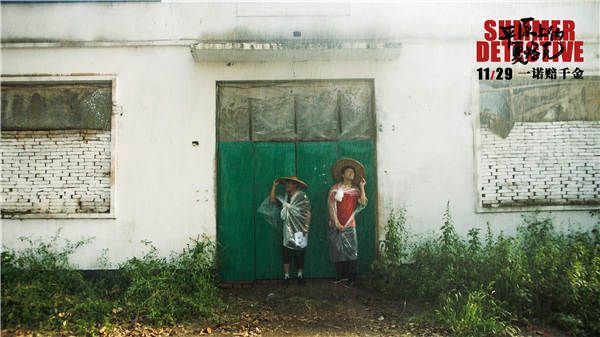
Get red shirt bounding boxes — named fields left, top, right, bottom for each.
left=328, top=183, right=361, bottom=228
left=337, top=193, right=359, bottom=227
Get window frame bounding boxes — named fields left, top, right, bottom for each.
left=472, top=75, right=600, bottom=213
left=216, top=79, right=375, bottom=142
left=1, top=74, right=118, bottom=219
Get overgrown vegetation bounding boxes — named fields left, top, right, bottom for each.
left=372, top=204, right=600, bottom=337
left=1, top=234, right=224, bottom=335
left=4, top=207, right=599, bottom=337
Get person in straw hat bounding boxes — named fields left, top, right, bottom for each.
left=263, top=176, right=311, bottom=285
left=328, top=158, right=368, bottom=284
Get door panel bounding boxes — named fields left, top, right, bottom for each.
left=296, top=142, right=338, bottom=278
left=253, top=142, right=296, bottom=279
left=338, top=140, right=377, bottom=276
left=217, top=142, right=255, bottom=281
left=218, top=140, right=377, bottom=281
left=217, top=80, right=376, bottom=282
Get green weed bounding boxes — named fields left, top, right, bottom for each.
left=1, top=234, right=223, bottom=335
left=372, top=204, right=600, bottom=336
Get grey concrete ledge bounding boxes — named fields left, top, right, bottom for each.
left=0, top=39, right=197, bottom=49
left=190, top=39, right=402, bottom=63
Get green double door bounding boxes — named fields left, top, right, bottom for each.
left=217, top=139, right=376, bottom=281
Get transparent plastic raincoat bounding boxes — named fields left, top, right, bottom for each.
left=258, top=191, right=311, bottom=250
left=327, top=183, right=367, bottom=262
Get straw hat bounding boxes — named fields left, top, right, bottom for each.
left=332, top=158, right=365, bottom=185
left=277, top=176, right=308, bottom=189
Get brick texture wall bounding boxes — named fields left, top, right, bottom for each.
left=1, top=130, right=111, bottom=217
left=479, top=121, right=600, bottom=208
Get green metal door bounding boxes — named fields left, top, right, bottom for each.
left=216, top=80, right=377, bottom=281
left=296, top=142, right=339, bottom=278
left=216, top=142, right=255, bottom=281
left=253, top=142, right=295, bottom=279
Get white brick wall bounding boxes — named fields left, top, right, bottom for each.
left=1, top=130, right=111, bottom=217
left=480, top=121, right=600, bottom=208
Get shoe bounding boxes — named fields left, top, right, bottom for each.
left=298, top=275, right=306, bottom=285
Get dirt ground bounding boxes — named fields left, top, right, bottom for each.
left=205, top=280, right=444, bottom=337
left=1, top=280, right=570, bottom=337
left=178, top=280, right=570, bottom=337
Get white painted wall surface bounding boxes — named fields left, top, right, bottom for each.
left=1, top=2, right=599, bottom=268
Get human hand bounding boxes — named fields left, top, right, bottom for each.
left=273, top=178, right=280, bottom=186
left=359, top=177, right=366, bottom=188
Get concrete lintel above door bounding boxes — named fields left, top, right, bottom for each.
left=190, top=39, right=401, bottom=63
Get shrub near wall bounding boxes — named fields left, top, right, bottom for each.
left=1, top=234, right=224, bottom=335
left=372, top=205, right=600, bottom=337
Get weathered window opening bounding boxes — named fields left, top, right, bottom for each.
left=217, top=80, right=374, bottom=142
left=1, top=78, right=115, bottom=219
left=477, top=77, right=600, bottom=211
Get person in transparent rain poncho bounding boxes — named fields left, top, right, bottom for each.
left=328, top=159, right=367, bottom=284
left=257, top=176, right=311, bottom=285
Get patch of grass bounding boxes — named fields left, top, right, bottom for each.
left=1, top=234, right=224, bottom=335
left=373, top=203, right=600, bottom=337
left=434, top=289, right=519, bottom=337
left=120, top=239, right=224, bottom=325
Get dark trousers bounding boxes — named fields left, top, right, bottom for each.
left=335, top=260, right=357, bottom=281
left=282, top=246, right=305, bottom=269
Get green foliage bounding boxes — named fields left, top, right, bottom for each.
left=435, top=289, right=519, bottom=337
left=120, top=239, right=223, bottom=325
left=1, top=235, right=224, bottom=335
left=0, top=233, right=106, bottom=333
left=373, top=204, right=600, bottom=337
left=371, top=208, right=410, bottom=293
